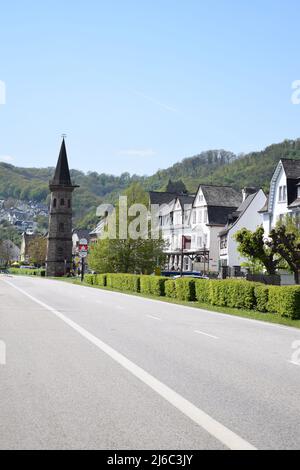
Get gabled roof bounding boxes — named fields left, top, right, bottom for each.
left=219, top=190, right=263, bottom=236
left=281, top=159, right=300, bottom=179
left=72, top=229, right=90, bottom=241
left=149, top=191, right=178, bottom=206
left=197, top=185, right=242, bottom=207
left=177, top=194, right=194, bottom=209
left=207, top=206, right=239, bottom=226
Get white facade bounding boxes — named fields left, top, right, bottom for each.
left=219, top=189, right=267, bottom=268
left=262, top=161, right=300, bottom=235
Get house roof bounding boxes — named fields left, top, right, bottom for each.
left=149, top=191, right=177, bottom=205
left=281, top=159, right=300, bottom=179
left=218, top=190, right=262, bottom=236
left=198, top=185, right=242, bottom=207
left=258, top=195, right=269, bottom=213
left=177, top=194, right=194, bottom=208
left=72, top=229, right=90, bottom=241
left=207, top=206, right=239, bottom=226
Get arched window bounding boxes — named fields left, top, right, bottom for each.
left=59, top=223, right=64, bottom=232
left=60, top=198, right=65, bottom=206
left=68, top=199, right=71, bottom=208
left=53, top=198, right=57, bottom=208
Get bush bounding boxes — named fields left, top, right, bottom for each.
left=84, top=274, right=95, bottom=285
left=106, top=273, right=140, bottom=292
left=195, top=279, right=210, bottom=303
left=165, top=279, right=177, bottom=298
left=140, top=275, right=167, bottom=296
left=175, top=278, right=196, bottom=301
left=207, top=279, right=258, bottom=310
left=254, top=285, right=269, bottom=312
left=268, top=285, right=300, bottom=319
left=95, top=274, right=107, bottom=287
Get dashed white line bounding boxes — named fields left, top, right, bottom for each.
left=288, top=360, right=300, bottom=367
left=3, top=278, right=256, bottom=450
left=146, top=314, right=162, bottom=321
left=194, top=329, right=219, bottom=340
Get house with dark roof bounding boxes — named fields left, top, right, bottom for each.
left=184, top=184, right=242, bottom=272
left=260, top=159, right=300, bottom=235
left=218, top=188, right=266, bottom=275
left=154, top=184, right=244, bottom=273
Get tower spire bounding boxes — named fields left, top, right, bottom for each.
left=51, top=137, right=71, bottom=186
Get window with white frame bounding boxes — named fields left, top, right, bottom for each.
left=192, top=211, right=196, bottom=224
left=204, top=209, right=208, bottom=223
left=278, top=185, right=287, bottom=202
left=198, top=209, right=202, bottom=223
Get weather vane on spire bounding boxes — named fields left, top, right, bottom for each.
left=61, top=133, right=67, bottom=140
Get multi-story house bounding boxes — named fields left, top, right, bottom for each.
left=219, top=188, right=267, bottom=276
left=260, top=159, right=300, bottom=234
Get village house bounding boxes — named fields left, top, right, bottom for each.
left=260, top=159, right=300, bottom=234
left=218, top=188, right=267, bottom=276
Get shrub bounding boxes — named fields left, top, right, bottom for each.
left=195, top=279, right=210, bottom=303
left=165, top=279, right=177, bottom=298
left=254, top=285, right=269, bottom=312
left=106, top=273, right=140, bottom=292
left=140, top=275, right=167, bottom=296
left=268, top=285, right=300, bottom=319
left=95, top=274, right=107, bottom=287
left=84, top=274, right=95, bottom=285
left=175, top=278, right=196, bottom=301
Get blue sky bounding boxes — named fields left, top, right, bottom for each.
left=0, top=0, right=300, bottom=175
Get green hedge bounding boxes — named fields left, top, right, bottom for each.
left=82, top=273, right=300, bottom=320
left=195, top=279, right=210, bottom=303
left=9, top=268, right=43, bottom=276
left=95, top=274, right=107, bottom=286
left=140, top=276, right=167, bottom=296
left=268, top=286, right=300, bottom=319
left=106, top=273, right=140, bottom=292
left=175, top=278, right=196, bottom=301
left=165, top=279, right=177, bottom=298
left=254, top=285, right=269, bottom=312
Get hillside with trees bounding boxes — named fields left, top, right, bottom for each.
left=1, top=138, right=300, bottom=228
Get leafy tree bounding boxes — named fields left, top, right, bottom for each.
left=235, top=226, right=279, bottom=275
left=165, top=179, right=187, bottom=194
left=27, top=236, right=47, bottom=266
left=88, top=183, right=167, bottom=274
left=267, top=224, right=300, bottom=284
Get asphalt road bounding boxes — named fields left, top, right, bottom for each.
left=0, top=275, right=300, bottom=450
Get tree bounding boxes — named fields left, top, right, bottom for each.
left=235, top=226, right=279, bottom=275
left=267, top=224, right=300, bottom=284
left=88, top=183, right=167, bottom=274
left=165, top=179, right=187, bottom=194
left=27, top=236, right=47, bottom=266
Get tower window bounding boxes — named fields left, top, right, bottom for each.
left=68, top=199, right=71, bottom=208
left=53, top=198, right=57, bottom=208
left=60, top=198, right=65, bottom=206
left=59, top=223, right=64, bottom=232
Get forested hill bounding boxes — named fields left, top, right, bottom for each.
left=1, top=138, right=300, bottom=226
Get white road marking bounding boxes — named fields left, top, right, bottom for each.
left=4, top=279, right=256, bottom=450
left=194, top=329, right=219, bottom=340
left=146, top=314, right=162, bottom=321
left=288, top=360, right=300, bottom=367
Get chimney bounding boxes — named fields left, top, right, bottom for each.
left=242, top=187, right=257, bottom=202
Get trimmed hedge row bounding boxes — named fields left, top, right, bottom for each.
left=194, top=279, right=300, bottom=319
left=83, top=274, right=300, bottom=319
left=9, top=268, right=44, bottom=276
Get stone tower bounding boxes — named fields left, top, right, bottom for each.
left=46, top=139, right=79, bottom=277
